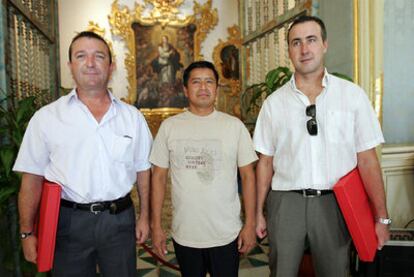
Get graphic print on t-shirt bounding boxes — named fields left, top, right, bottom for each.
left=176, top=139, right=222, bottom=184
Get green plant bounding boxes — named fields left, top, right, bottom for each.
left=241, top=66, right=292, bottom=115
left=0, top=94, right=39, bottom=276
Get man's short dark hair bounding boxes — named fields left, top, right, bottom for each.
left=287, top=15, right=327, bottom=44
left=69, top=31, right=112, bottom=64
left=183, top=61, right=219, bottom=87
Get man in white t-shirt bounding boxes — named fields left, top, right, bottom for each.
left=254, top=15, right=390, bottom=276
left=150, top=61, right=258, bottom=276
left=14, top=31, right=152, bottom=276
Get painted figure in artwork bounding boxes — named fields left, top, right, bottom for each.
left=152, top=35, right=182, bottom=85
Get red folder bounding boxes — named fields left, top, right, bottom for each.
left=36, top=181, right=61, bottom=272
left=333, top=168, right=377, bottom=262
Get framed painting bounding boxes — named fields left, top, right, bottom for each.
left=213, top=26, right=242, bottom=117
left=133, top=23, right=196, bottom=109
left=109, top=0, right=218, bottom=135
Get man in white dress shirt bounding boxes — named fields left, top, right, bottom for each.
left=13, top=31, right=152, bottom=276
left=254, top=15, right=390, bottom=276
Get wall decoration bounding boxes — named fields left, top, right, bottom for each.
left=213, top=26, right=242, bottom=97
left=212, top=25, right=242, bottom=118
left=132, top=23, right=195, bottom=109
left=109, top=0, right=218, bottom=134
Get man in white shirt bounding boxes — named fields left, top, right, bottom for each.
left=150, top=61, right=257, bottom=276
left=254, top=15, right=390, bottom=276
left=13, top=31, right=152, bottom=276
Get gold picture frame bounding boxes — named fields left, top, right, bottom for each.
left=109, top=0, right=218, bottom=135
left=213, top=25, right=242, bottom=97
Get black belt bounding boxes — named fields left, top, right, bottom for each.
left=61, top=193, right=132, bottom=214
left=291, top=189, right=333, bottom=198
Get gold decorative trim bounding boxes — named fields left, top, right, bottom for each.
left=108, top=0, right=218, bottom=106
left=212, top=25, right=242, bottom=97
left=353, top=0, right=359, bottom=85
left=139, top=107, right=185, bottom=136
left=142, top=0, right=186, bottom=27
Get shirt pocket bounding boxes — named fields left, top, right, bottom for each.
left=326, top=110, right=354, bottom=144
left=111, top=135, right=134, bottom=163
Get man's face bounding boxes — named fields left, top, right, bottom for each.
left=68, top=37, right=114, bottom=91
left=184, top=68, right=218, bottom=110
left=288, top=21, right=327, bottom=76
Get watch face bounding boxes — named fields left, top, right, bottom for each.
left=20, top=232, right=32, bottom=239
left=378, top=218, right=392, bottom=225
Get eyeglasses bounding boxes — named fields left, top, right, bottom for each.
left=306, top=104, right=318, bottom=136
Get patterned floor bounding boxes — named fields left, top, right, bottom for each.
left=137, top=238, right=270, bottom=276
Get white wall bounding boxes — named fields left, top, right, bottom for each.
left=383, top=0, right=414, bottom=144
left=317, top=0, right=354, bottom=78
left=58, top=0, right=238, bottom=99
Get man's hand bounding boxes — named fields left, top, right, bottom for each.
left=375, top=222, right=390, bottom=250
left=136, top=217, right=150, bottom=244
left=238, top=224, right=256, bottom=254
left=256, top=213, right=267, bottom=239
left=22, top=236, right=38, bottom=264
left=151, top=227, right=167, bottom=259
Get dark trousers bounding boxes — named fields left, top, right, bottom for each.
left=52, top=205, right=136, bottom=277
left=173, top=239, right=239, bottom=277
left=266, top=191, right=351, bottom=277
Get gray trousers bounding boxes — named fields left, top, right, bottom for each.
left=52, top=205, right=137, bottom=277
left=266, top=191, right=351, bottom=277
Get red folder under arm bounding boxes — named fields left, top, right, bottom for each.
left=333, top=168, right=377, bottom=262
left=36, top=181, right=61, bottom=272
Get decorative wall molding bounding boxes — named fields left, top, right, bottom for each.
left=381, top=144, right=414, bottom=228
left=382, top=144, right=414, bottom=170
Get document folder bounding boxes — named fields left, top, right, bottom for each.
left=36, top=181, right=61, bottom=272
left=333, top=168, right=377, bottom=262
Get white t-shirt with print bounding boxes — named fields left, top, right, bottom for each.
left=150, top=110, right=258, bottom=248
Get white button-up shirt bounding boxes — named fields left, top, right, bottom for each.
left=253, top=70, right=384, bottom=190
left=13, top=89, right=153, bottom=203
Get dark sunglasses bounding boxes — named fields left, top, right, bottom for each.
left=306, top=104, right=318, bottom=136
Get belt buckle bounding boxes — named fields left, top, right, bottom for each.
left=303, top=189, right=321, bottom=198
left=90, top=203, right=103, bottom=214
left=109, top=202, right=118, bottom=214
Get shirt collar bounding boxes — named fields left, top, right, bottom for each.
left=289, top=68, right=330, bottom=92
left=66, top=88, right=119, bottom=105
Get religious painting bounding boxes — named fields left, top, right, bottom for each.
left=109, top=0, right=218, bottom=134
left=220, top=44, right=240, bottom=80
left=133, top=23, right=196, bottom=109
left=213, top=26, right=242, bottom=118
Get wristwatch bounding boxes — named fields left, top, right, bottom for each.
left=376, top=217, right=392, bottom=225
left=20, top=231, right=33, bottom=239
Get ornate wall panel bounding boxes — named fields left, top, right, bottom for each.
left=5, top=0, right=59, bottom=104
left=381, top=145, right=414, bottom=228
left=240, top=0, right=311, bottom=88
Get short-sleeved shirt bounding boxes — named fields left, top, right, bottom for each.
left=253, top=70, right=384, bottom=191
left=150, top=110, right=258, bottom=248
left=13, top=89, right=153, bottom=203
